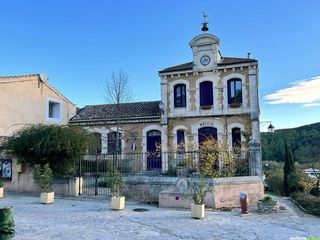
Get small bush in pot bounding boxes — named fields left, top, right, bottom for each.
left=34, top=164, right=54, bottom=204
left=191, top=181, right=208, bottom=219
left=106, top=169, right=125, bottom=210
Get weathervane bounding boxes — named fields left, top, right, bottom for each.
left=201, top=12, right=209, bottom=32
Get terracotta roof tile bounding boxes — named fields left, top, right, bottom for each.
left=70, top=101, right=161, bottom=122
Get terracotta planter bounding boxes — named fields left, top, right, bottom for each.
left=40, top=192, right=55, bottom=204
left=0, top=187, right=3, bottom=198
left=191, top=203, right=205, bottom=219
left=111, top=196, right=125, bottom=210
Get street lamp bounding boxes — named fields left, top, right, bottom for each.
left=267, top=123, right=275, bottom=133
left=260, top=121, right=275, bottom=133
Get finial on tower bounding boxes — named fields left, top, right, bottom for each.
left=201, top=12, right=209, bottom=32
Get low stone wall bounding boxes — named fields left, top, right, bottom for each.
left=123, top=175, right=264, bottom=209
left=213, top=176, right=264, bottom=209
left=123, top=176, right=177, bottom=203
left=3, top=157, right=81, bottom=196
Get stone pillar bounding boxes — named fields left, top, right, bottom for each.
left=248, top=65, right=261, bottom=143
left=160, top=76, right=168, bottom=125
left=161, top=125, right=168, bottom=172
left=68, top=177, right=83, bottom=196
left=248, top=65, right=262, bottom=176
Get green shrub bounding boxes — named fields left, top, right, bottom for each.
left=291, top=192, right=320, bottom=217
left=105, top=169, right=123, bottom=197
left=4, top=125, right=98, bottom=176
left=260, top=195, right=276, bottom=204
left=192, top=181, right=209, bottom=205
left=310, top=187, right=320, bottom=197
left=34, top=164, right=53, bottom=193
left=287, top=172, right=304, bottom=193
left=265, top=165, right=284, bottom=195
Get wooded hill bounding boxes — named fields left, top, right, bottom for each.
left=261, top=122, right=320, bottom=163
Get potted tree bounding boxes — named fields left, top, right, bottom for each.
left=106, top=169, right=125, bottom=210
left=34, top=164, right=54, bottom=204
left=0, top=177, right=4, bottom=198
left=191, top=181, right=208, bottom=219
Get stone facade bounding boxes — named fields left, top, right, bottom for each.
left=69, top=31, right=261, bottom=174
left=0, top=74, right=76, bottom=136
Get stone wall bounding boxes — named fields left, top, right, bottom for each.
left=3, top=157, right=81, bottom=197
left=123, top=175, right=264, bottom=209
left=213, top=176, right=264, bottom=209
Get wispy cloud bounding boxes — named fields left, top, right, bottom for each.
left=265, top=76, right=320, bottom=107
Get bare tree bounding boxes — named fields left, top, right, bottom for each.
left=105, top=70, right=132, bottom=154
left=105, top=70, right=132, bottom=105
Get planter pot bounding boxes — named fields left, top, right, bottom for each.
left=0, top=207, right=14, bottom=238
left=191, top=203, right=205, bottom=219
left=0, top=188, right=4, bottom=198
left=257, top=200, right=279, bottom=214
left=111, top=196, right=125, bottom=210
left=15, top=164, right=23, bottom=173
left=40, top=192, right=55, bottom=204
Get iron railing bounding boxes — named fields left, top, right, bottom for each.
left=78, top=150, right=250, bottom=195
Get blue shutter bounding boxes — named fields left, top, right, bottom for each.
left=200, top=81, right=213, bottom=106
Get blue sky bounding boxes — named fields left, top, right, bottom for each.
left=0, top=0, right=319, bottom=131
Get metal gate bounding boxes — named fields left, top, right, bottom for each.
left=78, top=154, right=119, bottom=196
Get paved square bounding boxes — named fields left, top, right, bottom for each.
left=0, top=194, right=319, bottom=239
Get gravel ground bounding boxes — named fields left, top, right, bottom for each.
left=0, top=193, right=319, bottom=240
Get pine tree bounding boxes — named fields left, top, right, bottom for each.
left=283, top=142, right=295, bottom=196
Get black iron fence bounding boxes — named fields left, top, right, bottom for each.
left=78, top=150, right=250, bottom=196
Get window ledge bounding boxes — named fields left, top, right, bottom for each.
left=200, top=105, right=212, bottom=110
left=47, top=117, right=62, bottom=122
left=229, top=103, right=242, bottom=108
left=174, top=106, right=187, bottom=109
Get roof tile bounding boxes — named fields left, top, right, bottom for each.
left=70, top=101, right=161, bottom=122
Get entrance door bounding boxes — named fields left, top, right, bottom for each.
left=198, top=127, right=217, bottom=146
left=198, top=127, right=218, bottom=170
left=147, top=130, right=161, bottom=170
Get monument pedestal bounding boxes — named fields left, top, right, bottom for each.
left=159, top=178, right=193, bottom=208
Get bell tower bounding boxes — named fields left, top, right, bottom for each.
left=189, top=13, right=221, bottom=72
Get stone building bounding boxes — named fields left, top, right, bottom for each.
left=0, top=74, right=77, bottom=137
left=69, top=30, right=261, bottom=173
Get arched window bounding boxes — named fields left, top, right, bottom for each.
left=108, top=132, right=122, bottom=154
left=146, top=130, right=162, bottom=169
left=228, top=79, right=242, bottom=106
left=174, top=84, right=186, bottom=108
left=198, top=127, right=217, bottom=146
left=200, top=81, right=213, bottom=107
left=176, top=129, right=185, bottom=153
left=232, top=128, right=241, bottom=148
left=94, top=132, right=102, bottom=154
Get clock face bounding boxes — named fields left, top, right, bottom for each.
left=200, top=55, right=210, bottom=66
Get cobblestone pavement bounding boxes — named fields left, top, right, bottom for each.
left=0, top=194, right=319, bottom=240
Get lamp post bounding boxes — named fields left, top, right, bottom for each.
left=267, top=123, right=275, bottom=133
left=260, top=121, right=275, bottom=133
